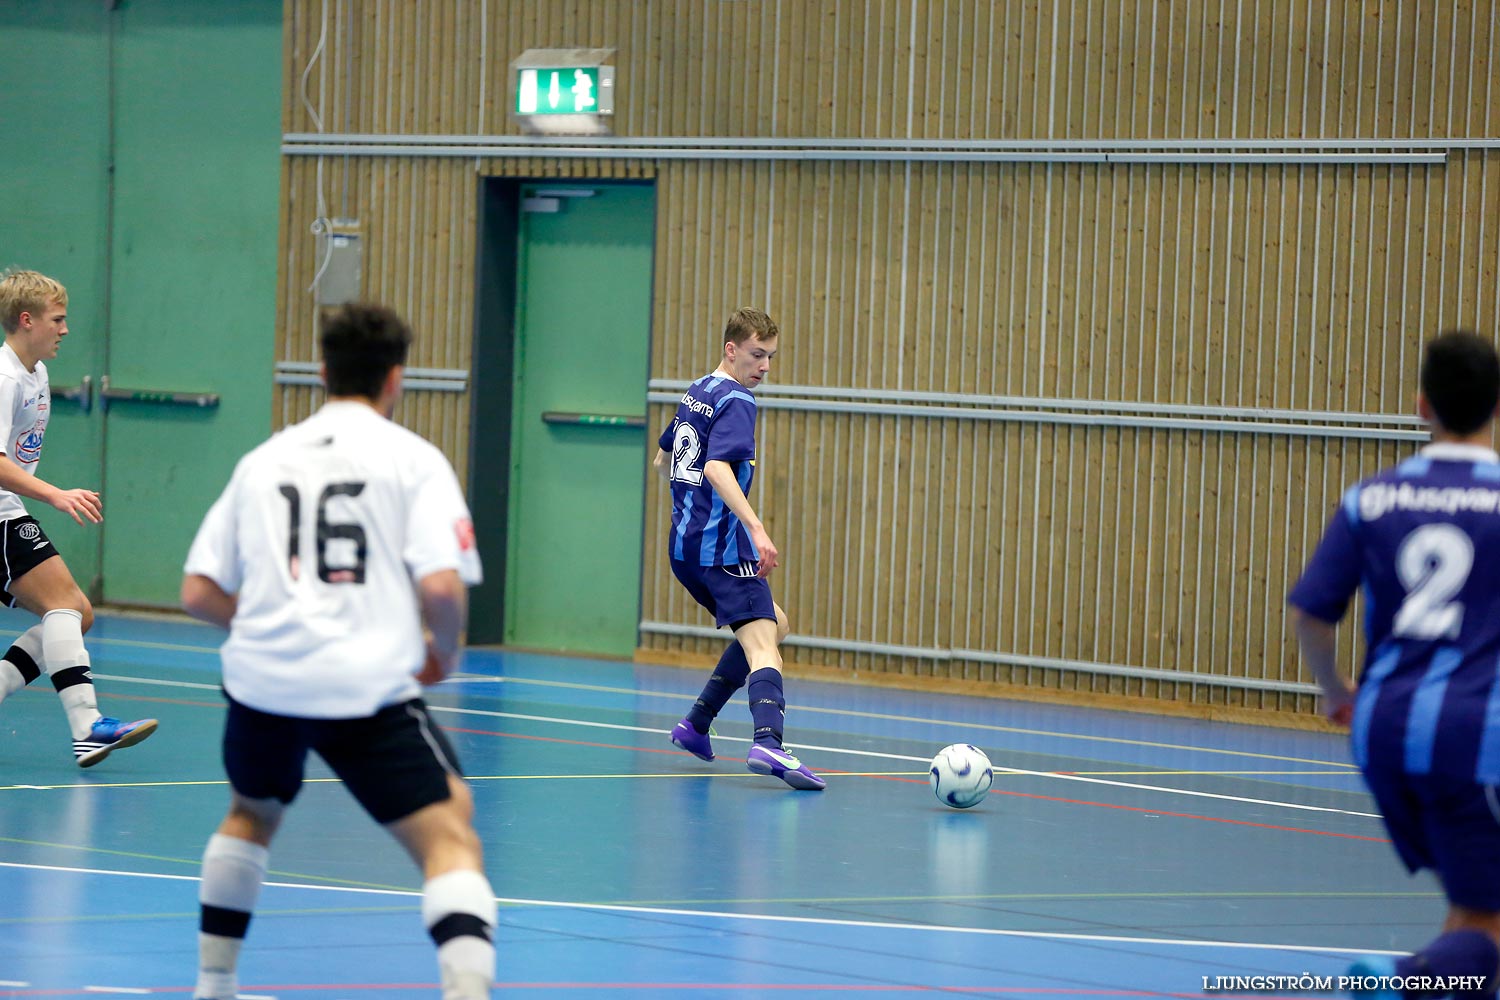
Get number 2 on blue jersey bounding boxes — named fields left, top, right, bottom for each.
left=1392, top=523, right=1474, bottom=640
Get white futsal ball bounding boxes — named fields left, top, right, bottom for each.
left=929, top=744, right=994, bottom=809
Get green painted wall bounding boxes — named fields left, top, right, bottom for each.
left=0, top=0, right=281, bottom=605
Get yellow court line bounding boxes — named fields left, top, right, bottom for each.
left=1062, top=769, right=1359, bottom=777
left=0, top=903, right=419, bottom=926
left=0, top=772, right=923, bottom=793
left=441, top=674, right=1360, bottom=769
left=467, top=770, right=919, bottom=781
left=60, top=619, right=1356, bottom=770
left=601, top=888, right=1444, bottom=907
left=0, top=855, right=1444, bottom=920
left=0, top=847, right=414, bottom=893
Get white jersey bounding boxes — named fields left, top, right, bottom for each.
left=184, top=401, right=482, bottom=718
left=0, top=342, right=50, bottom=521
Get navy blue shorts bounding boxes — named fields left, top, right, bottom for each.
left=1363, top=766, right=1500, bottom=911
left=222, top=693, right=462, bottom=825
left=670, top=558, right=776, bottom=629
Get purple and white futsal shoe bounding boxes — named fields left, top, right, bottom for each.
left=670, top=719, right=716, bottom=761
left=746, top=743, right=826, bottom=790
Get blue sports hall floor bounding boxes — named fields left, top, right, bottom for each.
left=0, top=608, right=1435, bottom=998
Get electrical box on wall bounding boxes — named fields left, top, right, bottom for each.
left=314, top=219, right=362, bottom=306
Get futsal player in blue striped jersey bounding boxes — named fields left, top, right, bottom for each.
left=1290, top=330, right=1500, bottom=998
left=652, top=307, right=824, bottom=790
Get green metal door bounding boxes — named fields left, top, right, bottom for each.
left=505, top=183, right=655, bottom=656
left=0, top=0, right=279, bottom=606
left=1, top=1, right=112, bottom=592
left=98, top=1, right=280, bottom=605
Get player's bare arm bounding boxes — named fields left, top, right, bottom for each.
left=703, top=459, right=779, bottom=575
left=0, top=454, right=101, bottom=525
left=1289, top=607, right=1355, bottom=725
left=652, top=448, right=670, bottom=480
left=181, top=573, right=238, bottom=630
left=417, top=568, right=467, bottom=685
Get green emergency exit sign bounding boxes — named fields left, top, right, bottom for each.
left=510, top=49, right=616, bottom=134
left=516, top=66, right=609, bottom=115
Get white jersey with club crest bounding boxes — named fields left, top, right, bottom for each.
left=184, top=401, right=482, bottom=718
left=0, top=342, right=51, bottom=521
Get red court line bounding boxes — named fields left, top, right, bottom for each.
left=112, top=693, right=225, bottom=709
left=0, top=986, right=1298, bottom=998
left=440, top=726, right=1388, bottom=843
left=491, top=986, right=1274, bottom=996
left=991, top=789, right=1389, bottom=843
left=443, top=725, right=701, bottom=758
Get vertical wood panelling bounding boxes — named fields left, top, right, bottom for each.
left=281, top=0, right=1499, bottom=716
left=285, top=0, right=1500, bottom=141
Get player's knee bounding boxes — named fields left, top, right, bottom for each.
left=225, top=799, right=282, bottom=845
left=51, top=589, right=92, bottom=632
left=775, top=608, right=790, bottom=643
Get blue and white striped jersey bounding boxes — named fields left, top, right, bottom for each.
left=1289, top=443, right=1500, bottom=783
left=658, top=372, right=759, bottom=566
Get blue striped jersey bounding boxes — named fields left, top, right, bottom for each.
left=658, top=372, right=759, bottom=566
left=1288, top=443, right=1500, bottom=783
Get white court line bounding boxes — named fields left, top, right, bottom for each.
left=432, top=704, right=1383, bottom=820
left=94, top=674, right=222, bottom=692
left=88, top=673, right=1377, bottom=819
left=0, top=861, right=1399, bottom=958
left=90, top=642, right=1356, bottom=769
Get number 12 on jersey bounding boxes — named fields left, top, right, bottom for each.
left=671, top=423, right=704, bottom=485
left=278, top=482, right=369, bottom=583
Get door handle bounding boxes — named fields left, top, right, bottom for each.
left=52, top=375, right=94, bottom=415
left=98, top=375, right=220, bottom=412
left=541, top=411, right=645, bottom=428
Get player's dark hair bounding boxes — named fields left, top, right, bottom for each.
left=724, top=307, right=778, bottom=346
left=320, top=303, right=412, bottom=399
left=1422, top=330, right=1500, bottom=436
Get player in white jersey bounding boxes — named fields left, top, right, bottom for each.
left=181, top=303, right=495, bottom=1000
left=0, top=269, right=158, bottom=766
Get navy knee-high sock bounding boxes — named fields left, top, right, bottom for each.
left=747, top=667, right=786, bottom=748
left=686, top=642, right=751, bottom=734
left=1395, top=929, right=1499, bottom=999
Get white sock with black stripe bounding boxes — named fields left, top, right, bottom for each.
left=0, top=624, right=43, bottom=704
left=422, top=868, right=497, bottom=1000
left=197, top=833, right=269, bottom=1000
left=42, top=609, right=98, bottom=740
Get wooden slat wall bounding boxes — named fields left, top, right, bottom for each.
left=279, top=0, right=1500, bottom=715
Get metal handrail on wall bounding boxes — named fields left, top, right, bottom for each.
left=638, top=620, right=1322, bottom=696
left=283, top=133, right=1500, bottom=149
left=646, top=384, right=1429, bottom=442
left=273, top=360, right=469, bottom=393
left=282, top=132, right=1454, bottom=164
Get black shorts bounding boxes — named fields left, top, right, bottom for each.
left=222, top=693, right=463, bottom=825
left=1364, top=766, right=1500, bottom=911
left=0, top=516, right=59, bottom=606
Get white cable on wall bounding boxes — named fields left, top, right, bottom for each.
left=302, top=0, right=334, bottom=295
